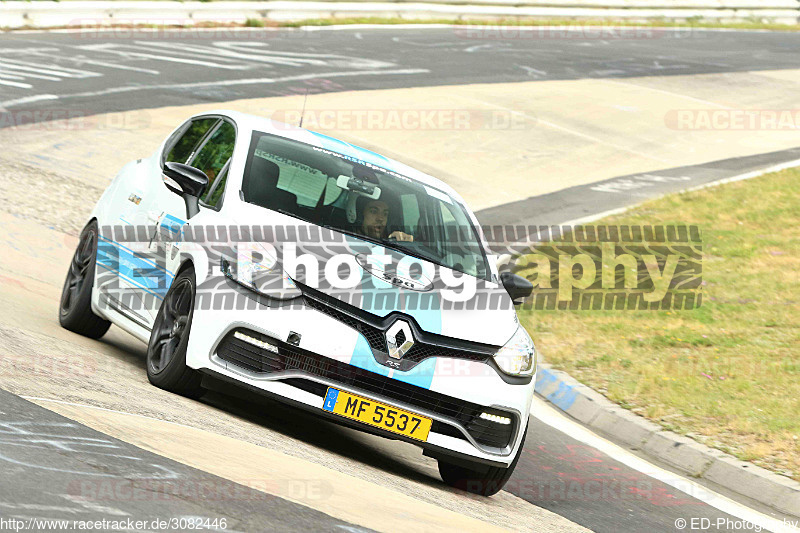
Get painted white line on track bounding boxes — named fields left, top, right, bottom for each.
left=558, top=157, right=800, bottom=228
left=0, top=47, right=60, bottom=55
left=56, top=57, right=162, bottom=76
left=0, top=79, right=33, bottom=89
left=521, top=157, right=800, bottom=530
left=0, top=94, right=59, bottom=109
left=0, top=68, right=430, bottom=105
left=492, top=155, right=800, bottom=251
left=0, top=58, right=101, bottom=79
left=0, top=66, right=62, bottom=82
left=24, top=396, right=798, bottom=531
left=132, top=41, right=327, bottom=68
left=684, top=157, right=800, bottom=192
left=76, top=43, right=250, bottom=70
left=530, top=397, right=800, bottom=533
left=0, top=72, right=27, bottom=81
left=7, top=46, right=163, bottom=75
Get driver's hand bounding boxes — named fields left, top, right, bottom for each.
left=388, top=231, right=414, bottom=242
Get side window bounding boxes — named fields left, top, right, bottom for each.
left=191, top=121, right=236, bottom=208
left=165, top=118, right=219, bottom=165
left=438, top=200, right=480, bottom=276
left=439, top=202, right=457, bottom=225
left=439, top=202, right=462, bottom=244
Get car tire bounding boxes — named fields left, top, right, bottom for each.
left=146, top=266, right=204, bottom=399
left=437, top=426, right=528, bottom=496
left=59, top=220, right=112, bottom=339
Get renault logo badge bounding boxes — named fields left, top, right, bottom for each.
left=386, top=320, right=414, bottom=359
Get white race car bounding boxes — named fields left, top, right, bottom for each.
left=59, top=110, right=536, bottom=496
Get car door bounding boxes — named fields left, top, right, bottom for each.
left=140, top=118, right=237, bottom=320
left=96, top=117, right=223, bottom=330
left=110, top=116, right=220, bottom=325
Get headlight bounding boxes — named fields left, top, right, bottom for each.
left=494, top=326, right=536, bottom=376
left=220, top=245, right=301, bottom=300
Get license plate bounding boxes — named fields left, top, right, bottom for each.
left=322, top=388, right=432, bottom=441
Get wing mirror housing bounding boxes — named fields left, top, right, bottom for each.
left=500, top=272, right=533, bottom=305
left=163, top=162, right=208, bottom=219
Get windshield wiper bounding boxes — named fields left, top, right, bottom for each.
left=276, top=208, right=313, bottom=224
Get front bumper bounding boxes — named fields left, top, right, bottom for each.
left=185, top=282, right=535, bottom=466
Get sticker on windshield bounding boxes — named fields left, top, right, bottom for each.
left=356, top=253, right=433, bottom=292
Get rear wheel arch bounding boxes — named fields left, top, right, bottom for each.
left=175, top=258, right=195, bottom=278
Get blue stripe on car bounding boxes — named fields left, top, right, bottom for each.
left=96, top=263, right=164, bottom=300
left=97, top=237, right=173, bottom=298
left=161, top=214, right=185, bottom=234
left=390, top=358, right=436, bottom=390
left=349, top=336, right=391, bottom=377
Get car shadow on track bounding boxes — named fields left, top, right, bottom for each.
left=95, top=326, right=451, bottom=493
left=198, top=383, right=445, bottom=487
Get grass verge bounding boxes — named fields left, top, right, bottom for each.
left=518, top=168, right=800, bottom=480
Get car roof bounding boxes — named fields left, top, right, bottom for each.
left=194, top=109, right=468, bottom=205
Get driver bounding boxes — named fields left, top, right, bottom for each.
left=361, top=199, right=414, bottom=242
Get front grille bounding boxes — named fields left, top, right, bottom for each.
left=401, top=343, right=488, bottom=364
left=300, top=284, right=497, bottom=369
left=216, top=328, right=515, bottom=448
left=303, top=294, right=385, bottom=350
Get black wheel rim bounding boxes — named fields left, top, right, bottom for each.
left=148, top=278, right=193, bottom=374
left=60, top=228, right=95, bottom=316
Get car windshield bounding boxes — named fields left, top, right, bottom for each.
left=241, top=131, right=490, bottom=280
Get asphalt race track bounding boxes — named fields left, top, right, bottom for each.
left=0, top=390, right=364, bottom=532
left=3, top=26, right=800, bottom=120
left=1, top=25, right=799, bottom=533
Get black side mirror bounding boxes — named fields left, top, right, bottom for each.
left=163, top=162, right=208, bottom=219
left=500, top=272, right=533, bottom=305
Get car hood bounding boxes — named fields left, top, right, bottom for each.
left=231, top=210, right=518, bottom=347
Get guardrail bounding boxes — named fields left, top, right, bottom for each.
left=1, top=0, right=798, bottom=29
